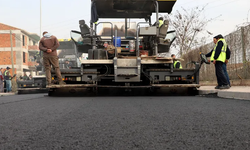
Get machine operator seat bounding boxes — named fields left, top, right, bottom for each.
left=158, top=20, right=171, bottom=53
left=79, top=20, right=102, bottom=46
left=159, top=20, right=169, bottom=39
left=79, top=20, right=101, bottom=38
left=79, top=20, right=90, bottom=37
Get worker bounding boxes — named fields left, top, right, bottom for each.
left=0, top=68, right=4, bottom=93
left=153, top=17, right=164, bottom=27
left=4, top=67, right=12, bottom=92
left=223, top=45, right=231, bottom=87
left=23, top=72, right=29, bottom=80
left=171, top=54, right=183, bottom=69
left=29, top=74, right=33, bottom=80
left=104, top=42, right=108, bottom=49
left=206, top=34, right=230, bottom=89
left=159, top=17, right=164, bottom=27
left=39, top=31, right=66, bottom=86
left=34, top=51, right=40, bottom=61
left=65, top=61, right=73, bottom=69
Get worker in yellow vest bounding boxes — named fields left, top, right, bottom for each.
left=171, top=54, right=182, bottom=69
left=159, top=17, right=163, bottom=27
left=4, top=67, right=12, bottom=92
left=206, top=34, right=230, bottom=89
left=153, top=17, right=164, bottom=27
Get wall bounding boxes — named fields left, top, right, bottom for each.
left=0, top=33, right=16, bottom=47
left=0, top=23, right=40, bottom=79
left=0, top=30, right=29, bottom=77
left=0, top=51, right=17, bottom=65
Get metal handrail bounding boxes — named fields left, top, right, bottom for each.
left=136, top=22, right=150, bottom=57
left=154, top=1, right=159, bottom=55
left=95, top=22, right=114, bottom=44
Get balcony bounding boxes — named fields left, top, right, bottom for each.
left=28, top=61, right=38, bottom=71
left=28, top=45, right=39, bottom=51
left=28, top=61, right=38, bottom=67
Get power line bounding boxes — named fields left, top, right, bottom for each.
left=11, top=33, right=22, bottom=42
left=205, top=0, right=243, bottom=10
left=9, top=32, right=37, bottom=46
left=28, top=14, right=90, bottom=31
left=42, top=14, right=90, bottom=27
left=177, top=0, right=242, bottom=11
left=193, top=0, right=224, bottom=8
left=175, top=0, right=197, bottom=6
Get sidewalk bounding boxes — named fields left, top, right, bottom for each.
left=0, top=92, right=16, bottom=97
left=198, top=86, right=250, bottom=100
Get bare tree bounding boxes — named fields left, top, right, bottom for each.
left=165, top=6, right=212, bottom=56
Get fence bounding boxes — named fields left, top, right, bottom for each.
left=183, top=25, right=250, bottom=81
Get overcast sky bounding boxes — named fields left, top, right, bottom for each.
left=0, top=0, right=249, bottom=42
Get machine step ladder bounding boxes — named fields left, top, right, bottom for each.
left=113, top=57, right=141, bottom=82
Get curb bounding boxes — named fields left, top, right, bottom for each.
left=198, top=89, right=250, bottom=101
left=198, top=90, right=218, bottom=95
left=218, top=91, right=250, bottom=100
left=0, top=93, right=16, bottom=97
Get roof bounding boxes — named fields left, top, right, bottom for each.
left=0, top=23, right=40, bottom=42
left=93, top=0, right=176, bottom=19
left=0, top=23, right=20, bottom=30
left=19, top=29, right=40, bottom=42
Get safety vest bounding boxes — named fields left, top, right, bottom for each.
left=210, top=38, right=227, bottom=62
left=4, top=70, right=11, bottom=80
left=35, top=51, right=40, bottom=57
left=159, top=20, right=163, bottom=27
left=174, top=61, right=183, bottom=69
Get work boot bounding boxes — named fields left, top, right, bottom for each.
left=47, top=83, right=55, bottom=86
left=214, top=85, right=220, bottom=89
left=219, top=85, right=230, bottom=89
left=59, top=81, right=66, bottom=85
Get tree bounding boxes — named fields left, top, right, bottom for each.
left=165, top=6, right=212, bottom=56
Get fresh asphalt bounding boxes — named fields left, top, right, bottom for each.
left=0, top=93, right=250, bottom=149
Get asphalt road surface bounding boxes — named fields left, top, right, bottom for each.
left=0, top=94, right=250, bottom=149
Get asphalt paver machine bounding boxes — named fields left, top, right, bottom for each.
left=47, top=0, right=208, bottom=96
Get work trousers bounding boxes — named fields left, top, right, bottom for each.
left=0, top=80, right=3, bottom=93
left=43, top=56, right=63, bottom=84
left=222, top=63, right=230, bottom=86
left=215, top=61, right=228, bottom=86
left=5, top=80, right=12, bottom=92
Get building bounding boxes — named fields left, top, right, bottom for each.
left=0, top=23, right=40, bottom=77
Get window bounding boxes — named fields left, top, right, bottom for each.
left=23, top=52, right=26, bottom=63
left=22, top=35, right=25, bottom=46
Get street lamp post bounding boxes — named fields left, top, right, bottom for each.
left=40, top=0, right=42, bottom=38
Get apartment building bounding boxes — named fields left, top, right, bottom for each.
left=0, top=23, right=40, bottom=77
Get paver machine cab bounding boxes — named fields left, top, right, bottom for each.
left=48, top=0, right=207, bottom=95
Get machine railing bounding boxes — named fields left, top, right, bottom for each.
left=136, top=22, right=150, bottom=57
left=95, top=22, right=114, bottom=45
left=154, top=1, right=159, bottom=55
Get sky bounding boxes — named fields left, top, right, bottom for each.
left=0, top=0, right=250, bottom=42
